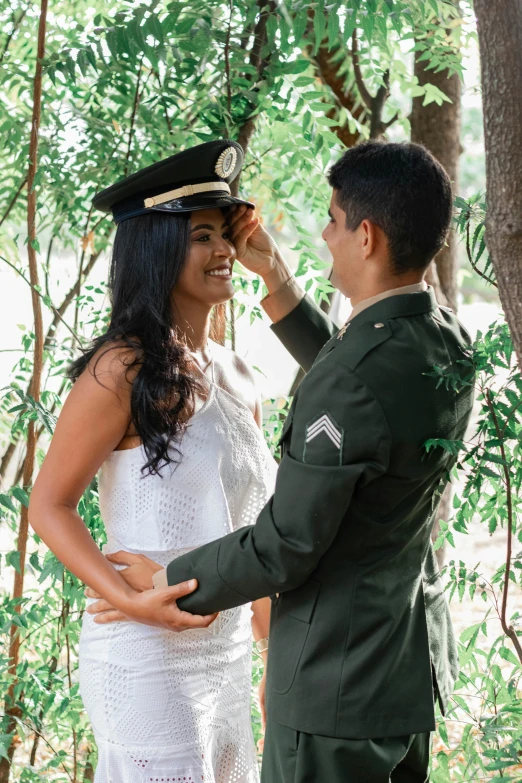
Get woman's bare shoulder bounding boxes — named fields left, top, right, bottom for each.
left=81, top=337, right=143, bottom=395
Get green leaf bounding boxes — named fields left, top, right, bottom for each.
left=499, top=645, right=520, bottom=666
left=327, top=10, right=340, bottom=49
left=0, top=493, right=16, bottom=513
left=293, top=12, right=307, bottom=44
left=11, top=486, right=29, bottom=508
left=6, top=550, right=21, bottom=575
left=313, top=9, right=327, bottom=53
left=423, top=83, right=452, bottom=107
left=282, top=59, right=311, bottom=75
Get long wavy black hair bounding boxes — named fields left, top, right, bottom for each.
left=68, top=211, right=210, bottom=476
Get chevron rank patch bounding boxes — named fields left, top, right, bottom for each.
left=303, top=411, right=344, bottom=466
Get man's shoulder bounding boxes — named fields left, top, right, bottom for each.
left=335, top=318, right=394, bottom=373
left=336, top=305, right=472, bottom=374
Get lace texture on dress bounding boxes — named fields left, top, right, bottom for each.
left=79, top=367, right=277, bottom=783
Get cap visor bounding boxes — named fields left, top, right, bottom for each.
left=152, top=194, right=255, bottom=213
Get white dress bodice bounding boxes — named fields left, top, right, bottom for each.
left=79, top=365, right=278, bottom=783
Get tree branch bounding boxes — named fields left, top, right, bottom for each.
left=0, top=0, right=48, bottom=778
left=0, top=224, right=111, bottom=483
left=0, top=177, right=28, bottom=230
left=351, top=29, right=373, bottom=110
left=224, top=0, right=233, bottom=118
left=124, top=56, right=144, bottom=175
left=485, top=389, right=522, bottom=663
left=0, top=7, right=28, bottom=65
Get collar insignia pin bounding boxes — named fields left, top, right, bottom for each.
left=337, top=321, right=350, bottom=340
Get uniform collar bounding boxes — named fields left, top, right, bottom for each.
left=345, top=284, right=438, bottom=330
left=313, top=285, right=439, bottom=367
left=347, top=281, right=428, bottom=322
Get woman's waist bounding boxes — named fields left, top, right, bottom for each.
left=101, top=543, right=200, bottom=568
left=80, top=600, right=253, bottom=647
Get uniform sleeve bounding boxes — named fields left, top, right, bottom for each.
left=268, top=289, right=340, bottom=372
left=169, top=363, right=391, bottom=614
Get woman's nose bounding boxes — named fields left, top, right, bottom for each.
left=216, top=236, right=235, bottom=257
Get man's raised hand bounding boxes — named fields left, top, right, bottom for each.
left=229, top=205, right=280, bottom=277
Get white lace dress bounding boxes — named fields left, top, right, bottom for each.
left=79, top=357, right=277, bottom=783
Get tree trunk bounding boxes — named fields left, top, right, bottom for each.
left=0, top=1, right=48, bottom=780
left=410, top=23, right=462, bottom=564
left=410, top=38, right=462, bottom=312
left=474, top=0, right=522, bottom=374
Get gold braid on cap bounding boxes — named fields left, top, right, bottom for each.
left=144, top=181, right=231, bottom=208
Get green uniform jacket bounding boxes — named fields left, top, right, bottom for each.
left=166, top=287, right=475, bottom=740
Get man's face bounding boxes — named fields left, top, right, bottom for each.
left=321, top=191, right=365, bottom=298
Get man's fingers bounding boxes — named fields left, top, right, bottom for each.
left=230, top=213, right=256, bottom=238
left=106, top=550, right=141, bottom=566
left=159, top=579, right=199, bottom=601
left=229, top=208, right=255, bottom=235
left=84, top=586, right=101, bottom=599
left=232, top=220, right=259, bottom=250
left=173, top=611, right=219, bottom=630
left=93, top=610, right=128, bottom=624
left=229, top=204, right=250, bottom=224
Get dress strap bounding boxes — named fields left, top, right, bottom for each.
left=191, top=350, right=215, bottom=387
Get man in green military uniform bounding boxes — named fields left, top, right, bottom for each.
left=89, top=141, right=474, bottom=781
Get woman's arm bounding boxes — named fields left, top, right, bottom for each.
left=28, top=344, right=215, bottom=631
left=251, top=597, right=270, bottom=658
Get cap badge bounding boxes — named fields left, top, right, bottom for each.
left=215, top=146, right=238, bottom=179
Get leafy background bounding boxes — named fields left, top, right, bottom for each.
left=0, top=0, right=520, bottom=781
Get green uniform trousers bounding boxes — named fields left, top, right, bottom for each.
left=261, top=721, right=432, bottom=783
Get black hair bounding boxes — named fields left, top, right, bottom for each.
left=327, top=140, right=453, bottom=273
left=67, top=211, right=203, bottom=476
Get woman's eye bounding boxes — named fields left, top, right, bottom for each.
left=222, top=232, right=232, bottom=240
left=195, top=234, right=210, bottom=242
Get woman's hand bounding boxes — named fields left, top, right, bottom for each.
left=84, top=551, right=162, bottom=599
left=229, top=205, right=280, bottom=278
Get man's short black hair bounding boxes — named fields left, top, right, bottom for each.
left=327, top=141, right=452, bottom=273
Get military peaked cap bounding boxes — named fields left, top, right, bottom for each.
left=92, top=139, right=254, bottom=224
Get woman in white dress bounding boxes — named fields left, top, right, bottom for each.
left=28, top=142, right=277, bottom=782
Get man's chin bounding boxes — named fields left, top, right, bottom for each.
left=330, top=269, right=351, bottom=299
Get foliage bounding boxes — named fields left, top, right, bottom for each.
left=0, top=0, right=515, bottom=780
left=429, top=318, right=522, bottom=782
left=454, top=193, right=495, bottom=288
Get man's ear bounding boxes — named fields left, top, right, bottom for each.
left=360, top=219, right=377, bottom=259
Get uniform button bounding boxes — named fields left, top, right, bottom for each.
left=374, top=322, right=385, bottom=329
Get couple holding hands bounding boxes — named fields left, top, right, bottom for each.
left=28, top=138, right=474, bottom=783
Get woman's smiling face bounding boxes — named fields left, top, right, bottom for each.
left=174, top=208, right=236, bottom=306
